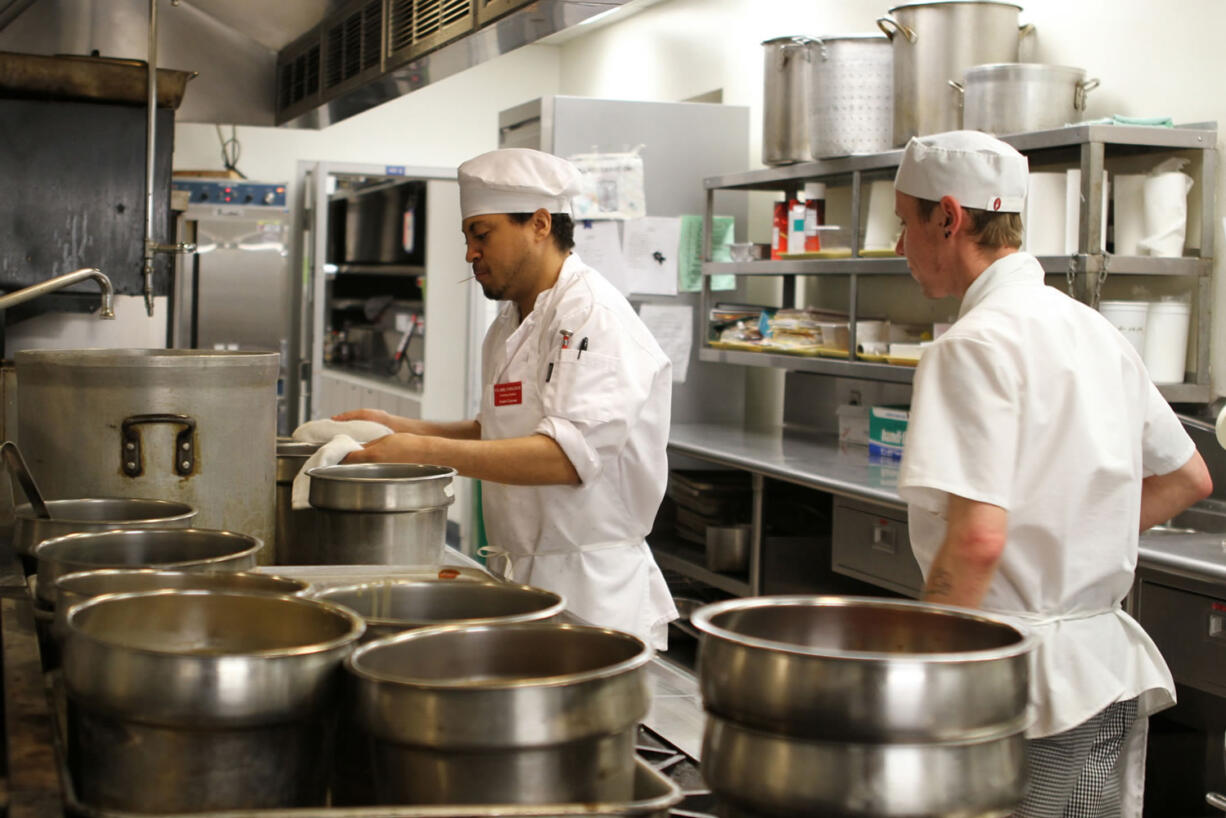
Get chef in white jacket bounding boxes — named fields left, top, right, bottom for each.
left=337, top=148, right=678, bottom=648
left=892, top=130, right=1212, bottom=817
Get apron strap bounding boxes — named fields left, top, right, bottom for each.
left=997, top=603, right=1122, bottom=629
left=478, top=538, right=643, bottom=584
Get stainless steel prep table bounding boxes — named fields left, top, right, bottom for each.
left=666, top=421, right=1224, bottom=598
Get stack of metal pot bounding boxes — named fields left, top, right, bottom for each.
left=344, top=622, right=652, bottom=806
left=692, top=596, right=1035, bottom=817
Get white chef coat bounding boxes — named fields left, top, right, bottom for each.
left=476, top=252, right=678, bottom=649
left=898, top=251, right=1195, bottom=739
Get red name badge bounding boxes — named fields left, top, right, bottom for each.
left=493, top=381, right=523, bottom=406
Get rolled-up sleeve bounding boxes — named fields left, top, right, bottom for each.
left=534, top=307, right=661, bottom=485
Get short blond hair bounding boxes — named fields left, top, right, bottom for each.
left=916, top=197, right=1023, bottom=250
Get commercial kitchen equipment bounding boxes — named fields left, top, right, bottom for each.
left=311, top=579, right=564, bottom=640
left=347, top=622, right=652, bottom=805
left=16, top=348, right=279, bottom=552
left=62, top=589, right=365, bottom=812
left=809, top=34, right=894, bottom=157
left=877, top=0, right=1033, bottom=144
left=32, top=528, right=263, bottom=607
left=305, top=462, right=457, bottom=565
left=172, top=178, right=292, bottom=432
left=761, top=36, right=816, bottom=165
left=957, top=62, right=1099, bottom=135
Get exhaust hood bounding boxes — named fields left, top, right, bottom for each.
left=0, top=0, right=659, bottom=128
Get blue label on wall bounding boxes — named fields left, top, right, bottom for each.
left=386, top=166, right=406, bottom=176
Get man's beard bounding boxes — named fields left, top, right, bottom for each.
left=476, top=256, right=524, bottom=302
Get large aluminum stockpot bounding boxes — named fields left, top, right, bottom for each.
left=306, top=462, right=456, bottom=565
left=692, top=596, right=1034, bottom=742
left=275, top=437, right=321, bottom=563
left=701, top=711, right=1025, bottom=818
left=52, top=568, right=309, bottom=642
left=761, top=35, right=816, bottom=165
left=32, top=528, right=262, bottom=607
left=16, top=349, right=278, bottom=557
left=347, top=623, right=652, bottom=805
left=960, top=62, right=1099, bottom=135
left=62, top=589, right=365, bottom=812
left=312, top=579, right=565, bottom=640
left=809, top=35, right=894, bottom=157
left=877, top=0, right=1032, bottom=144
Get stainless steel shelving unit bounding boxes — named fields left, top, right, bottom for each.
left=700, top=122, right=1218, bottom=404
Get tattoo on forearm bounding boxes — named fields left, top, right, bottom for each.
left=926, top=568, right=954, bottom=599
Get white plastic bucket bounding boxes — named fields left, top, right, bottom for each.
left=1142, top=301, right=1190, bottom=383
left=1098, top=300, right=1149, bottom=357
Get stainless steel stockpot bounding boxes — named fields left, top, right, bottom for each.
left=959, top=62, right=1099, bottom=134
left=305, top=462, right=457, bottom=565
left=32, top=527, right=263, bottom=607
left=877, top=0, right=1033, bottom=144
left=691, top=595, right=1034, bottom=742
left=12, top=496, right=197, bottom=559
left=701, top=711, right=1026, bottom=817
left=275, top=437, right=321, bottom=563
left=761, top=35, right=817, bottom=165
left=62, top=589, right=365, bottom=812
left=16, top=349, right=278, bottom=556
left=809, top=34, right=894, bottom=157
left=52, top=568, right=310, bottom=642
left=311, top=578, right=564, bottom=640
left=347, top=622, right=652, bottom=805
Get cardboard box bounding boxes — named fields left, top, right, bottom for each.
left=868, top=405, right=909, bottom=460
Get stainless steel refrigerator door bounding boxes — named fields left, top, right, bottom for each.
left=192, top=214, right=291, bottom=354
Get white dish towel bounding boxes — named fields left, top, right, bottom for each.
left=289, top=419, right=393, bottom=510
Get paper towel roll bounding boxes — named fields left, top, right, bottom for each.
left=1023, top=172, right=1066, bottom=255
left=1063, top=169, right=1108, bottom=254
left=1113, top=174, right=1146, bottom=256
left=1139, top=172, right=1194, bottom=257
left=863, top=180, right=899, bottom=251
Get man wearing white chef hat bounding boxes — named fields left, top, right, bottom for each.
left=894, top=129, right=1212, bottom=817
left=336, top=148, right=678, bottom=649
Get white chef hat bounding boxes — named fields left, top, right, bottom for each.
left=458, top=148, right=583, bottom=221
left=894, top=130, right=1029, bottom=213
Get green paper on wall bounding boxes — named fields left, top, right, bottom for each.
left=679, top=214, right=736, bottom=292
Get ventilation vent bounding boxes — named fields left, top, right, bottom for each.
left=277, top=40, right=321, bottom=114
left=324, top=0, right=384, bottom=90
left=387, top=0, right=473, bottom=64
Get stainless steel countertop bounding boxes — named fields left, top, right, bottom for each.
left=669, top=423, right=906, bottom=509
left=669, top=421, right=1226, bottom=591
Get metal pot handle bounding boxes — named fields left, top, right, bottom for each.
left=876, top=16, right=917, bottom=43
left=121, top=413, right=197, bottom=478
left=948, top=80, right=965, bottom=110
left=1207, top=792, right=1226, bottom=812
left=1019, top=23, right=1036, bottom=39
left=1075, top=78, right=1100, bottom=110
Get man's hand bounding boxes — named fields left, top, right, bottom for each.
left=342, top=432, right=432, bottom=464
left=332, top=408, right=409, bottom=432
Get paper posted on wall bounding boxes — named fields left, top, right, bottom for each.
left=623, top=217, right=681, bottom=296
left=678, top=214, right=736, bottom=292
left=572, top=221, right=632, bottom=295
left=569, top=151, right=647, bottom=221
left=638, top=303, right=693, bottom=383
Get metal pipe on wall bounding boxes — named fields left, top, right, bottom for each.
left=141, top=0, right=158, bottom=316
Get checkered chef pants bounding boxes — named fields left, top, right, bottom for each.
left=1013, top=698, right=1146, bottom=818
